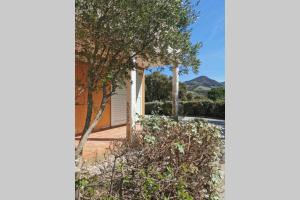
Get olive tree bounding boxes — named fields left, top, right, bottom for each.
left=75, top=0, right=201, bottom=161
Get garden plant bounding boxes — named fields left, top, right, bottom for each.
left=76, top=115, right=224, bottom=200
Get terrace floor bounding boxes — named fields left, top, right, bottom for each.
left=75, top=126, right=127, bottom=162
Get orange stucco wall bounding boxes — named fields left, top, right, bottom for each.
left=75, top=61, right=111, bottom=135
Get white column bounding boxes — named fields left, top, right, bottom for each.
left=126, top=63, right=137, bottom=141
left=130, top=69, right=137, bottom=124
left=126, top=77, right=131, bottom=140
left=172, top=64, right=179, bottom=118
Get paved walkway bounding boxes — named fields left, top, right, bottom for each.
left=75, top=126, right=126, bottom=162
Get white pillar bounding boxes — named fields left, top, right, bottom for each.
left=172, top=64, right=179, bottom=118
left=126, top=78, right=131, bottom=140
left=130, top=69, right=137, bottom=124
left=126, top=57, right=137, bottom=141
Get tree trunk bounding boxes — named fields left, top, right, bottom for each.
left=75, top=86, right=109, bottom=161
left=75, top=186, right=81, bottom=200
left=75, top=84, right=113, bottom=199
left=82, top=89, right=93, bottom=134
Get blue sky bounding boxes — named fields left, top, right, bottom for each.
left=146, top=0, right=225, bottom=82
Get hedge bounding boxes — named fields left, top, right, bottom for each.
left=76, top=116, right=224, bottom=199
left=145, top=100, right=225, bottom=119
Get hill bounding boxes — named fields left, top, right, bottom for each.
left=184, top=76, right=224, bottom=95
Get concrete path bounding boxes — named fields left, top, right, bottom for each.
left=75, top=126, right=127, bottom=161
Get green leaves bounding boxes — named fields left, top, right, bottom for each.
left=164, top=166, right=174, bottom=178
left=76, top=0, right=201, bottom=95
left=208, top=87, right=225, bottom=101
left=75, top=176, right=97, bottom=198
left=145, top=100, right=225, bottom=119
left=145, top=71, right=190, bottom=102
left=76, top=115, right=224, bottom=199
left=174, top=142, right=185, bottom=154
left=75, top=177, right=89, bottom=190
left=176, top=179, right=194, bottom=200
left=144, top=135, right=156, bottom=145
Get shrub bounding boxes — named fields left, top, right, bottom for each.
left=145, top=101, right=172, bottom=115
left=182, top=100, right=213, bottom=116
left=208, top=100, right=225, bottom=119
left=76, top=115, right=224, bottom=200
left=193, top=95, right=210, bottom=101
left=207, top=87, right=225, bottom=101
left=145, top=100, right=225, bottom=119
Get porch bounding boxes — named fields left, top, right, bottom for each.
left=75, top=58, right=180, bottom=161
left=75, top=126, right=126, bottom=161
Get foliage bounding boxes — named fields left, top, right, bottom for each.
left=207, top=87, right=225, bottom=101
left=145, top=71, right=170, bottom=102
left=145, top=100, right=225, bottom=119
left=145, top=72, right=225, bottom=102
left=145, top=71, right=188, bottom=102
left=194, top=95, right=210, bottom=101
left=179, top=81, right=189, bottom=101
left=186, top=92, right=194, bottom=101
left=76, top=0, right=201, bottom=95
left=75, top=0, right=202, bottom=158
left=76, top=115, right=224, bottom=200
left=145, top=101, right=173, bottom=115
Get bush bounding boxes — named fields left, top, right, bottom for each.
left=208, top=100, right=225, bottom=119
left=145, top=101, right=173, bottom=115
left=76, top=116, right=224, bottom=200
left=145, top=100, right=225, bottom=119
left=207, top=87, right=225, bottom=101
left=182, top=100, right=213, bottom=116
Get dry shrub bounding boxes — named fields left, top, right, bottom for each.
left=76, top=115, right=224, bottom=200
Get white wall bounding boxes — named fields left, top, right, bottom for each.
left=111, top=86, right=127, bottom=126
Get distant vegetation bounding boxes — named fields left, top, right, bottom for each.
left=145, top=72, right=225, bottom=102
left=145, top=71, right=188, bottom=102
left=145, top=100, right=225, bottom=119
left=145, top=72, right=225, bottom=119
left=208, top=87, right=225, bottom=101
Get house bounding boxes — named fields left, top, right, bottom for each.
left=75, top=57, right=179, bottom=142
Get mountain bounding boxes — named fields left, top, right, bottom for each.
left=184, top=76, right=224, bottom=95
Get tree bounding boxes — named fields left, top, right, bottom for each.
left=75, top=0, right=201, bottom=161
left=145, top=71, right=170, bottom=102
left=179, top=81, right=188, bottom=100
left=145, top=71, right=188, bottom=102
left=207, top=87, right=225, bottom=101
left=186, top=91, right=193, bottom=101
